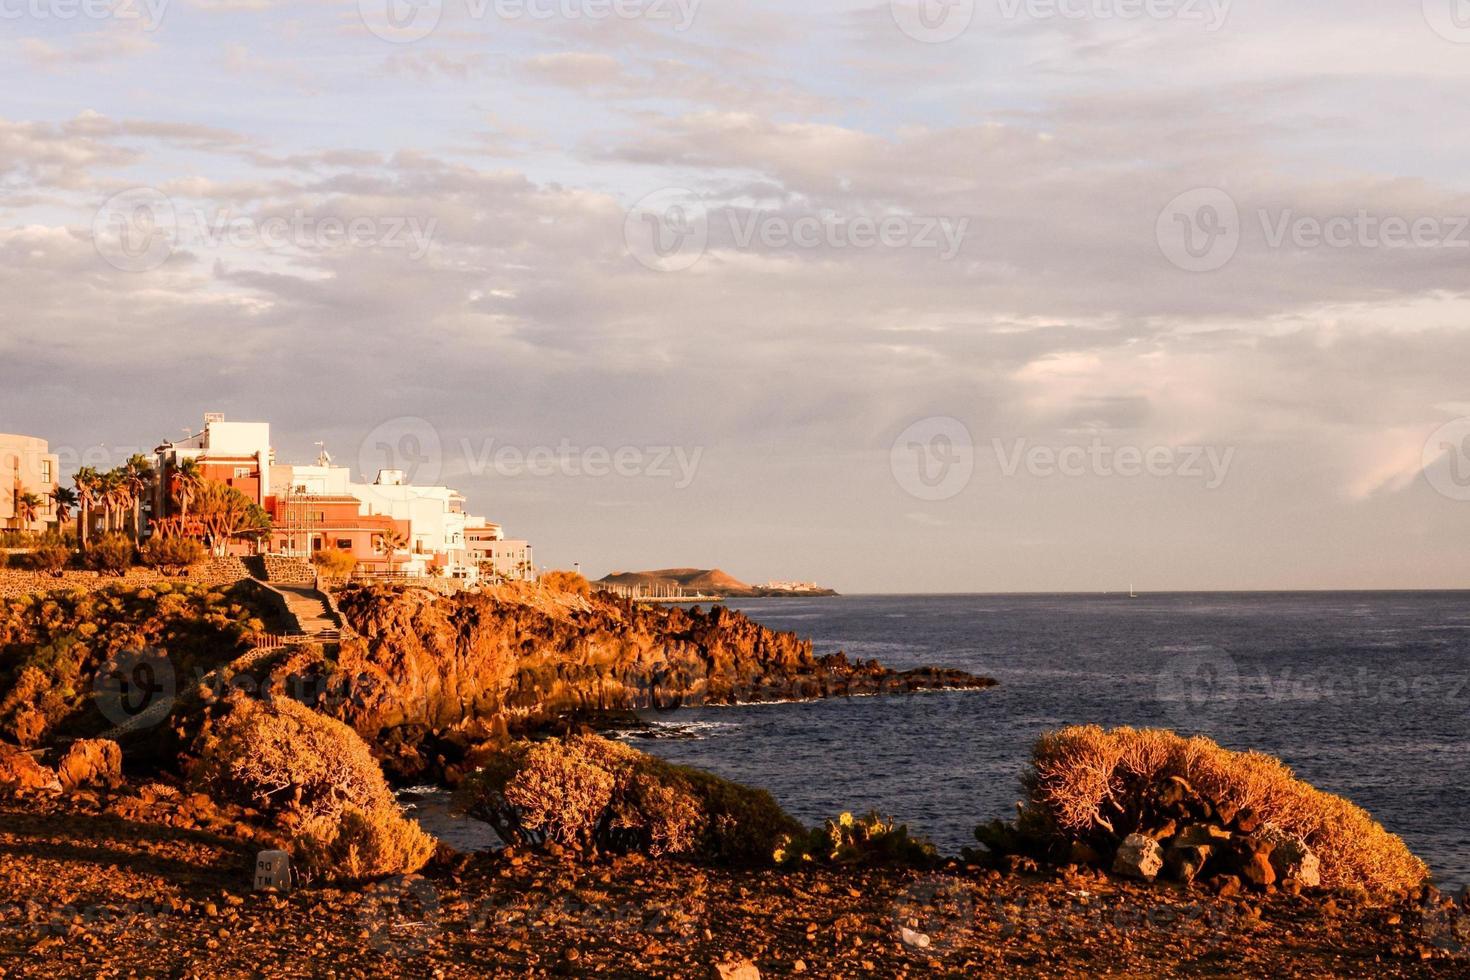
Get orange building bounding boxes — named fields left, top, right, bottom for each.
left=265, top=491, right=409, bottom=572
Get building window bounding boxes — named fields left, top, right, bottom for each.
left=40, top=461, right=52, bottom=484
left=336, top=539, right=352, bottom=550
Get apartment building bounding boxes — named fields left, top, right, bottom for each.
left=0, top=433, right=60, bottom=531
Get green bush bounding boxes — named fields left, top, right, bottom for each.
left=774, top=811, right=937, bottom=869
left=0, top=582, right=265, bottom=745
left=85, top=534, right=135, bottom=576
left=140, top=536, right=205, bottom=572
left=457, top=734, right=800, bottom=864
left=28, top=544, right=72, bottom=575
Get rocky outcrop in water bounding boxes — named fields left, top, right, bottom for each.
left=269, top=585, right=994, bottom=780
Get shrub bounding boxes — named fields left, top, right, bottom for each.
left=540, top=569, right=591, bottom=596
left=0, top=583, right=263, bottom=745
left=311, top=548, right=357, bottom=578
left=27, top=544, right=71, bottom=575
left=676, top=765, right=803, bottom=866
left=189, top=694, right=434, bottom=881
left=774, top=811, right=937, bottom=869
left=1018, top=726, right=1428, bottom=895
left=85, top=534, right=135, bottom=576
left=457, top=734, right=799, bottom=864
left=191, top=694, right=396, bottom=819
left=140, top=536, right=205, bottom=572
left=294, top=805, right=436, bottom=881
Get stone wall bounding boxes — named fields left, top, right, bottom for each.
left=0, top=557, right=249, bottom=601
left=260, top=555, right=315, bottom=585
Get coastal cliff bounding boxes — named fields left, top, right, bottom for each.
left=272, top=584, right=992, bottom=780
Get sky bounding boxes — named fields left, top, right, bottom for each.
left=4, top=0, right=1470, bottom=592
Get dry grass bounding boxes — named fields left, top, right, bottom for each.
left=1023, top=726, right=1429, bottom=895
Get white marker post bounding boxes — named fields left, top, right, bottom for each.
left=254, top=850, right=292, bottom=891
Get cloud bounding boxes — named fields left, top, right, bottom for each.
left=4, top=6, right=1470, bottom=588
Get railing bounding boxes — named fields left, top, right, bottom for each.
left=248, top=631, right=303, bottom=652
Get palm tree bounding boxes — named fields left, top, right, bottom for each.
left=11, top=489, right=41, bottom=530
left=49, top=486, right=78, bottom=525
left=377, top=529, right=407, bottom=577
left=74, top=467, right=99, bottom=552
left=98, top=469, right=127, bottom=535
left=123, top=454, right=155, bottom=539
left=171, top=458, right=205, bottom=519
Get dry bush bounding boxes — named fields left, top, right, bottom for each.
left=140, top=536, right=205, bottom=572
left=190, top=694, right=395, bottom=818
left=1022, top=725, right=1428, bottom=895
left=85, top=534, right=135, bottom=576
left=189, top=694, right=434, bottom=881
left=539, top=569, right=591, bottom=596
left=27, top=544, right=71, bottom=575
left=311, top=548, right=357, bottom=578
left=294, top=805, right=436, bottom=881
left=458, top=734, right=798, bottom=864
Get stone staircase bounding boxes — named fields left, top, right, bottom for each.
left=97, top=576, right=346, bottom=741
left=272, top=582, right=343, bottom=642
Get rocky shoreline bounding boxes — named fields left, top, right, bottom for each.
left=266, top=585, right=994, bottom=782
left=2, top=579, right=1463, bottom=976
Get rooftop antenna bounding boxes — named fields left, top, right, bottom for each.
left=315, top=441, right=333, bottom=466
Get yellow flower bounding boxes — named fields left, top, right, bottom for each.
left=772, top=848, right=787, bottom=864
left=839, top=812, right=855, bottom=827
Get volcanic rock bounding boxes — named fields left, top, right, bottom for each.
left=271, top=586, right=996, bottom=780
left=1252, top=825, right=1321, bottom=889
left=56, top=738, right=123, bottom=791
left=1112, top=834, right=1164, bottom=881
left=0, top=741, right=58, bottom=792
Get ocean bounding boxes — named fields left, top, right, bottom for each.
left=624, top=592, right=1470, bottom=886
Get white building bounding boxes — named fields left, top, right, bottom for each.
left=270, top=462, right=478, bottom=580
left=154, top=414, right=273, bottom=508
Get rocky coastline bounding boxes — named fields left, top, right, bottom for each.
left=266, top=584, right=992, bottom=782
left=1, top=578, right=1464, bottom=976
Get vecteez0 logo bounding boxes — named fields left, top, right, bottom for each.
left=93, top=187, right=176, bottom=272
left=624, top=188, right=709, bottom=273
left=359, top=0, right=443, bottom=43
left=357, top=416, right=444, bottom=486
left=1423, top=417, right=1470, bottom=502
left=1154, top=645, right=1240, bottom=728
left=92, top=647, right=177, bottom=732
left=890, top=0, right=976, bottom=43
left=1423, top=0, right=1470, bottom=43
left=1156, top=187, right=1240, bottom=273
left=890, top=416, right=975, bottom=501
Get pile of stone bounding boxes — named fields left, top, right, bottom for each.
left=1109, top=775, right=1320, bottom=895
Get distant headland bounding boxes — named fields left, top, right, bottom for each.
left=596, top=568, right=838, bottom=598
